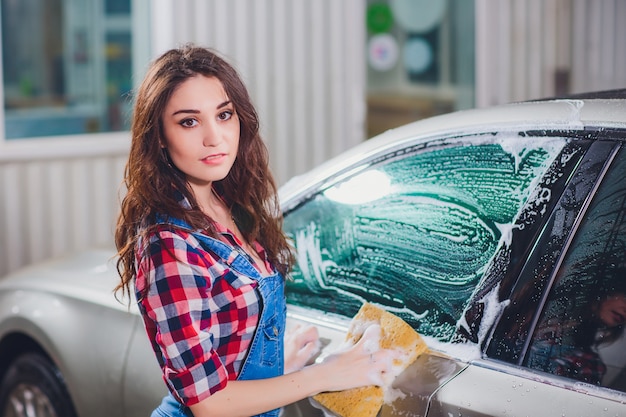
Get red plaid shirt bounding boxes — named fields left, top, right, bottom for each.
left=135, top=221, right=272, bottom=406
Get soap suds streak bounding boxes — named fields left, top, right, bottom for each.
left=285, top=135, right=567, bottom=343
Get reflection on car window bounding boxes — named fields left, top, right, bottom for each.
left=526, top=146, right=626, bottom=390
left=283, top=135, right=565, bottom=341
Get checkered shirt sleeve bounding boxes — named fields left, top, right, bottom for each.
left=136, top=227, right=259, bottom=406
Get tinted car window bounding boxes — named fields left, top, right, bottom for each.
left=283, top=135, right=566, bottom=341
left=485, top=140, right=612, bottom=359
left=524, top=145, right=626, bottom=390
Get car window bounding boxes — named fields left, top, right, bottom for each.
left=524, top=145, right=626, bottom=391
left=485, top=140, right=612, bottom=360
left=283, top=135, right=566, bottom=341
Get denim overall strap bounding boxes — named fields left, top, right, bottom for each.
left=151, top=393, right=192, bottom=417
left=156, top=216, right=256, bottom=277
left=151, top=216, right=286, bottom=417
left=235, top=271, right=286, bottom=417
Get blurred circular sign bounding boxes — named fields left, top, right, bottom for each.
left=366, top=3, right=394, bottom=33
left=404, top=37, right=433, bottom=74
left=368, top=33, right=399, bottom=71
left=390, top=0, right=447, bottom=33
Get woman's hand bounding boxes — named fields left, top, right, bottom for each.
left=284, top=324, right=321, bottom=374
left=314, top=324, right=399, bottom=392
left=189, top=324, right=401, bottom=417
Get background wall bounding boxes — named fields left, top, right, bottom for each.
left=476, top=0, right=626, bottom=107
left=1, top=0, right=625, bottom=278
left=0, top=0, right=367, bottom=277
left=150, top=0, right=368, bottom=184
left=0, top=135, right=127, bottom=274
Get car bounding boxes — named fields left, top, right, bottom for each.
left=0, top=250, right=166, bottom=417
left=2, top=90, right=626, bottom=417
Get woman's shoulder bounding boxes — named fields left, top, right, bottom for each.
left=141, top=223, right=206, bottom=254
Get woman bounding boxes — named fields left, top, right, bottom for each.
left=115, top=45, right=395, bottom=417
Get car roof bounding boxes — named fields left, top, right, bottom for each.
left=538, top=88, right=626, bottom=100
left=279, top=97, right=626, bottom=207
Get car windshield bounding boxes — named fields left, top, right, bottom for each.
left=283, top=133, right=567, bottom=341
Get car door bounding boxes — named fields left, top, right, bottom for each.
left=280, top=130, right=574, bottom=416
left=429, top=140, right=626, bottom=416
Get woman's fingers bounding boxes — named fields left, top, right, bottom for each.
left=354, top=324, right=382, bottom=353
left=294, top=324, right=320, bottom=347
left=284, top=324, right=321, bottom=373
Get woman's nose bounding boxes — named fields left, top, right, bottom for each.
left=202, top=122, right=220, bottom=147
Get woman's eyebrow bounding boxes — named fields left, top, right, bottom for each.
left=171, top=109, right=199, bottom=116
left=171, top=100, right=232, bottom=116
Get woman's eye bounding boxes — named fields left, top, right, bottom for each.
left=218, top=110, right=233, bottom=121
left=180, top=118, right=198, bottom=127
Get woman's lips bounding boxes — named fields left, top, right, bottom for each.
left=201, top=153, right=227, bottom=164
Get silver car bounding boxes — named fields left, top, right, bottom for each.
left=2, top=91, right=626, bottom=417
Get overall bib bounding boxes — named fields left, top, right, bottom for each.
left=150, top=218, right=286, bottom=417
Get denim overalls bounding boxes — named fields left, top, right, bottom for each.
left=150, top=217, right=286, bottom=417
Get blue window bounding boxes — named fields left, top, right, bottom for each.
left=1, top=0, right=145, bottom=139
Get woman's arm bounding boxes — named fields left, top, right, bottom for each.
left=190, top=325, right=396, bottom=417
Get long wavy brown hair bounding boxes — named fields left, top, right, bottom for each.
left=115, top=44, right=294, bottom=300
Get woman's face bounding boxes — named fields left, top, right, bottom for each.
left=161, top=75, right=240, bottom=192
left=598, top=293, right=626, bottom=328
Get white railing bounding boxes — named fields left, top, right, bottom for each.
left=0, top=134, right=128, bottom=276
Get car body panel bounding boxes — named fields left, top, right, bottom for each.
left=380, top=352, right=467, bottom=417
left=429, top=362, right=626, bottom=417
left=122, top=315, right=168, bottom=416
left=0, top=250, right=162, bottom=417
left=0, top=283, right=130, bottom=416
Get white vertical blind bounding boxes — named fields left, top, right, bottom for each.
left=476, top=0, right=626, bottom=108
left=151, top=0, right=367, bottom=185
left=0, top=152, right=127, bottom=276
left=0, top=135, right=129, bottom=277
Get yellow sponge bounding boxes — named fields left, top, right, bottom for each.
left=312, top=303, right=428, bottom=417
